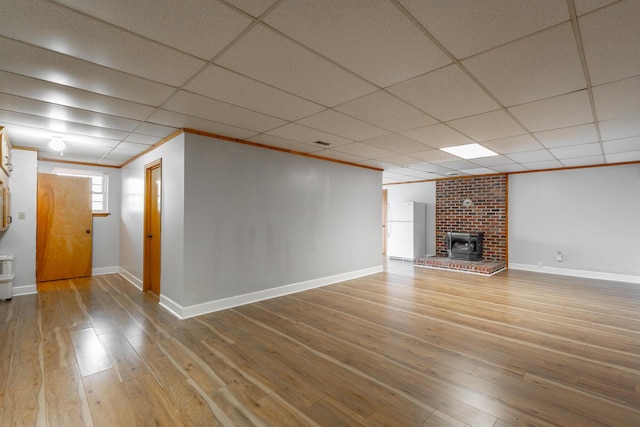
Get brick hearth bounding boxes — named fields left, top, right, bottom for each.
left=415, top=256, right=506, bottom=276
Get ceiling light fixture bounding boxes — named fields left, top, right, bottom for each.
left=440, top=143, right=497, bottom=159
left=49, top=137, right=66, bottom=155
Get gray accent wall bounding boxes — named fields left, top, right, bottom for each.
left=509, top=164, right=640, bottom=279
left=120, top=132, right=382, bottom=310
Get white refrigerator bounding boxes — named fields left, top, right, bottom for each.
left=387, top=202, right=426, bottom=260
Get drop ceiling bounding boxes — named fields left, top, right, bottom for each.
left=1, top=0, right=639, bottom=183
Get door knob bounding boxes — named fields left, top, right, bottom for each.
left=147, top=234, right=153, bottom=238
left=86, top=230, right=91, bottom=234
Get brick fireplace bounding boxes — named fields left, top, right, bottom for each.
left=435, top=175, right=507, bottom=263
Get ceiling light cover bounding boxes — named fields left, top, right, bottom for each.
left=440, top=143, right=498, bottom=159
left=49, top=137, right=66, bottom=151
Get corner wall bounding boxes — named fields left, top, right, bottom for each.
left=509, top=164, right=640, bottom=282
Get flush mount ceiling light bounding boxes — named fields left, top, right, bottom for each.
left=440, top=143, right=498, bottom=159
left=49, top=137, right=65, bottom=153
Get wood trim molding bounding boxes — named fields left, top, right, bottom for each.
left=183, top=128, right=384, bottom=172
left=121, top=129, right=184, bottom=168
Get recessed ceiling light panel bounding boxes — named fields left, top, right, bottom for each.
left=440, top=143, right=498, bottom=159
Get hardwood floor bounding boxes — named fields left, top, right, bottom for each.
left=1, top=261, right=640, bottom=426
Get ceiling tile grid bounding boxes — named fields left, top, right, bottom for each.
left=0, top=0, right=637, bottom=179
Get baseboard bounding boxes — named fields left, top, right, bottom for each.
left=92, top=266, right=119, bottom=276
left=13, top=284, right=37, bottom=296
left=117, top=267, right=143, bottom=290
left=509, top=263, right=640, bottom=284
left=162, top=265, right=384, bottom=320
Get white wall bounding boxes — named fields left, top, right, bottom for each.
left=181, top=133, right=382, bottom=307
left=509, top=164, right=640, bottom=282
left=38, top=161, right=121, bottom=273
left=383, top=181, right=436, bottom=256
left=120, top=132, right=382, bottom=316
left=0, top=149, right=37, bottom=293
left=119, top=134, right=185, bottom=304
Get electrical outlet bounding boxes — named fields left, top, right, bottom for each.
left=556, top=251, right=563, bottom=262
left=19, top=212, right=26, bottom=220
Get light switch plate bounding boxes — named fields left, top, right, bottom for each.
left=18, top=212, right=26, bottom=220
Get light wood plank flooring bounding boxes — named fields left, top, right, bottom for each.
left=1, top=261, right=640, bottom=426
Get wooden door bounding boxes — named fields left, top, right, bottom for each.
left=36, top=174, right=93, bottom=282
left=382, top=189, right=388, bottom=255
left=144, top=160, right=162, bottom=295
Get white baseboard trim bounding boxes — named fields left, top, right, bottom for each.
left=13, top=284, right=37, bottom=296
left=509, top=263, right=640, bottom=284
left=92, top=266, right=119, bottom=276
left=117, top=267, right=143, bottom=290
left=162, top=265, right=384, bottom=320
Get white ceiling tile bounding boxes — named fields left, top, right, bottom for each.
left=0, top=71, right=155, bottom=120
left=436, top=159, right=479, bottom=170
left=406, top=163, right=452, bottom=174
left=471, top=155, right=516, bottom=167
left=593, top=76, right=640, bottom=121
left=313, top=149, right=366, bottom=164
left=574, top=0, right=617, bottom=15
left=264, top=0, right=451, bottom=87
left=225, top=0, right=277, bottom=17
left=0, top=93, right=141, bottom=132
left=401, top=124, right=472, bottom=148
left=147, top=109, right=258, bottom=140
left=460, top=167, right=497, bottom=175
left=361, top=134, right=432, bottom=154
left=185, top=65, right=325, bottom=121
left=388, top=64, right=499, bottom=121
left=0, top=0, right=206, bottom=86
left=399, top=0, right=568, bottom=58
left=409, top=150, right=459, bottom=164
left=580, top=0, right=640, bottom=85
left=55, top=0, right=252, bottom=60
left=550, top=143, right=603, bottom=159
left=124, top=134, right=161, bottom=145
left=598, top=115, right=640, bottom=141
left=297, top=110, right=388, bottom=141
left=267, top=123, right=352, bottom=147
left=114, top=142, right=150, bottom=153
left=509, top=91, right=594, bottom=132
left=462, top=23, right=586, bottom=106
left=606, top=151, right=640, bottom=163
left=481, top=134, right=545, bottom=154
left=602, top=136, right=640, bottom=154
left=492, top=164, right=529, bottom=173
left=376, top=154, right=424, bottom=166
left=163, top=91, right=286, bottom=133
left=334, top=143, right=395, bottom=159
left=521, top=160, right=564, bottom=170
left=5, top=123, right=120, bottom=148
left=0, top=37, right=175, bottom=105
left=447, top=110, right=527, bottom=142
left=248, top=134, right=323, bottom=153
left=335, top=91, right=437, bottom=132
left=357, top=159, right=400, bottom=170
left=561, top=155, right=606, bottom=167
left=507, top=149, right=555, bottom=163
left=215, top=25, right=376, bottom=107
left=0, top=110, right=128, bottom=141
left=135, top=123, right=179, bottom=138
left=534, top=123, right=599, bottom=148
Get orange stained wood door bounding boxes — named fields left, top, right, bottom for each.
left=144, top=160, right=162, bottom=295
left=36, top=173, right=93, bottom=282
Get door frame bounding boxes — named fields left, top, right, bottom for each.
left=143, top=159, right=162, bottom=295
left=382, top=189, right=388, bottom=255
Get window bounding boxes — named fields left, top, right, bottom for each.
left=52, top=168, right=109, bottom=213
